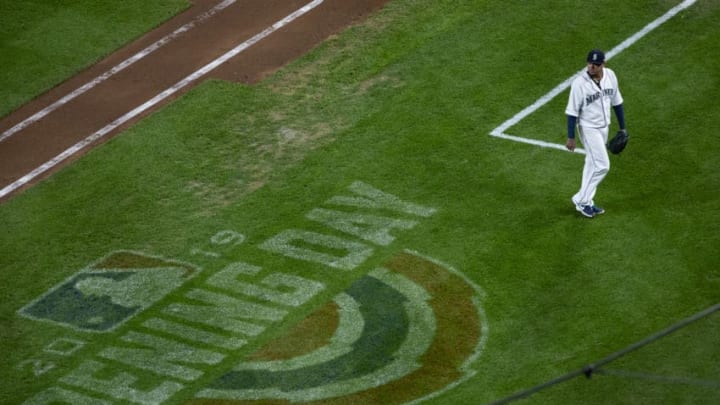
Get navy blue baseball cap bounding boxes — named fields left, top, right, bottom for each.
left=587, top=49, right=605, bottom=64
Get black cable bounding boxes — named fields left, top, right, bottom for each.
left=488, top=303, right=720, bottom=404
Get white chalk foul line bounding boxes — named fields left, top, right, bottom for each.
left=0, top=0, right=237, bottom=144
left=0, top=0, right=324, bottom=200
left=489, top=0, right=697, bottom=155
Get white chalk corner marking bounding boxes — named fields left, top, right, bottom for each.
left=490, top=128, right=586, bottom=155
left=488, top=0, right=696, bottom=156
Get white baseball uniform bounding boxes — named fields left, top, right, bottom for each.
left=566, top=67, right=623, bottom=207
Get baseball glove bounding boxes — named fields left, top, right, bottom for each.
left=607, top=129, right=629, bottom=154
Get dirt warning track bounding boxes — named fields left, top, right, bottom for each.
left=0, top=0, right=389, bottom=202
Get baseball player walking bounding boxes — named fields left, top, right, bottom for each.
left=565, top=49, right=627, bottom=218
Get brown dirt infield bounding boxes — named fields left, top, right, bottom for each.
left=0, top=0, right=389, bottom=203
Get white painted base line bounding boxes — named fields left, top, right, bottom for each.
left=489, top=0, right=697, bottom=155
left=0, top=0, right=324, bottom=200
left=0, top=0, right=237, bottom=144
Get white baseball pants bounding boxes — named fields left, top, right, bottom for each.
left=572, top=126, right=610, bottom=206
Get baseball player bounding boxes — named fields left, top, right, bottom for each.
left=565, top=49, right=627, bottom=218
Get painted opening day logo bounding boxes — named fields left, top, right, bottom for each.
left=18, top=181, right=488, bottom=404
left=19, top=251, right=200, bottom=332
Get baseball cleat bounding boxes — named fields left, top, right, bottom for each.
left=576, top=204, right=595, bottom=218
left=591, top=205, right=605, bottom=215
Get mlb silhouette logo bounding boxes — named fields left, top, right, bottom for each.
left=19, top=251, right=200, bottom=332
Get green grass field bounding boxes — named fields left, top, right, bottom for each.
left=1, top=0, right=719, bottom=404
